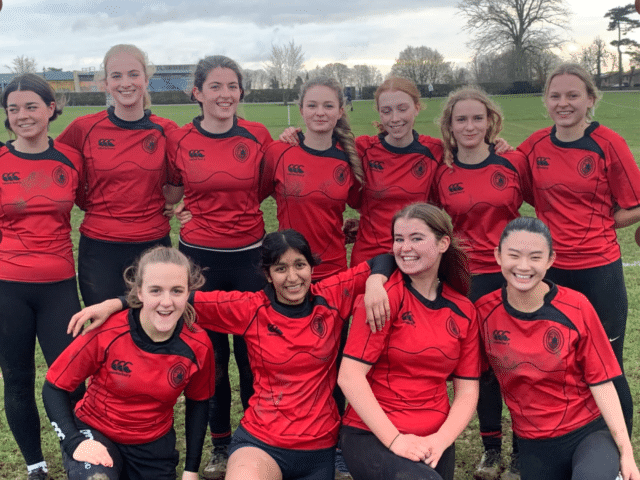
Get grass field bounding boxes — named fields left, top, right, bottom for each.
left=1, top=92, right=640, bottom=479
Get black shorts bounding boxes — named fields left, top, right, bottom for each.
left=229, top=425, right=335, bottom=480
left=63, top=418, right=179, bottom=480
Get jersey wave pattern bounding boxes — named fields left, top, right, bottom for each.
left=342, top=270, right=480, bottom=436
left=350, top=132, right=442, bottom=266
left=168, top=117, right=272, bottom=249
left=475, top=283, right=621, bottom=439
left=0, top=139, right=82, bottom=282
left=518, top=123, right=640, bottom=269
left=56, top=107, right=177, bottom=241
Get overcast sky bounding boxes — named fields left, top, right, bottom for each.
left=1, top=0, right=639, bottom=75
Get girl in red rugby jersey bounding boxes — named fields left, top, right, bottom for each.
left=260, top=76, right=363, bottom=282
left=56, top=44, right=180, bottom=307
left=432, top=87, right=531, bottom=480
left=43, top=247, right=214, bottom=480
left=338, top=203, right=480, bottom=480
left=476, top=217, right=639, bottom=480
left=167, top=55, right=273, bottom=479
left=518, top=63, right=640, bottom=436
left=0, top=73, right=84, bottom=480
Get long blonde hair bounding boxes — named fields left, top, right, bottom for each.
left=124, top=246, right=205, bottom=327
left=298, top=76, right=363, bottom=185
left=439, top=86, right=503, bottom=167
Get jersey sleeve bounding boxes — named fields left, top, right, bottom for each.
left=258, top=141, right=279, bottom=201
left=452, top=307, right=481, bottom=379
left=166, top=130, right=184, bottom=187
left=182, top=333, right=216, bottom=401
left=506, top=149, right=534, bottom=207
left=45, top=321, right=109, bottom=392
left=343, top=293, right=393, bottom=365
left=192, top=290, right=261, bottom=335
left=602, top=131, right=640, bottom=210
left=312, top=256, right=380, bottom=319
left=575, top=296, right=622, bottom=385
left=56, top=119, right=85, bottom=151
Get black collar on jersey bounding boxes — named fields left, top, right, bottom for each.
left=296, top=131, right=348, bottom=162
left=263, top=283, right=331, bottom=318
left=193, top=115, right=260, bottom=143
left=402, top=273, right=469, bottom=320
left=452, top=144, right=518, bottom=173
left=128, top=308, right=199, bottom=362
left=107, top=106, right=164, bottom=133
left=549, top=122, right=605, bottom=158
left=500, top=280, right=578, bottom=331
left=5, top=137, right=78, bottom=171
left=378, top=130, right=437, bottom=160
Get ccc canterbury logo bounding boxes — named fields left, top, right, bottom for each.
left=267, top=323, right=283, bottom=336
left=98, top=139, right=115, bottom=148
left=368, top=160, right=384, bottom=171
left=288, top=164, right=304, bottom=175
left=2, top=172, right=20, bottom=182
left=401, top=311, right=415, bottom=326
left=189, top=150, right=205, bottom=158
left=111, top=359, right=132, bottom=374
left=492, top=330, right=510, bottom=343
left=536, top=157, right=550, bottom=167
left=448, top=182, right=463, bottom=193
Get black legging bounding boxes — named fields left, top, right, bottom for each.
left=0, top=278, right=84, bottom=465
left=179, top=241, right=263, bottom=445
left=341, top=426, right=455, bottom=480
left=78, top=234, right=172, bottom=306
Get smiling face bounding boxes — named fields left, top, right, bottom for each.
left=192, top=67, right=242, bottom=132
left=495, top=229, right=555, bottom=296
left=544, top=73, right=595, bottom=140
left=392, top=217, right=450, bottom=279
left=266, top=248, right=313, bottom=305
left=104, top=52, right=148, bottom=115
left=377, top=90, right=420, bottom=148
left=137, top=262, right=189, bottom=342
left=6, top=90, right=55, bottom=144
left=450, top=99, right=489, bottom=151
left=299, top=85, right=343, bottom=135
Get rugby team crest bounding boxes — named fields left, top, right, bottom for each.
left=142, top=134, right=158, bottom=154
left=234, top=142, right=250, bottom=162
left=52, top=166, right=68, bottom=187
left=168, top=362, right=188, bottom=388
left=544, top=327, right=564, bottom=354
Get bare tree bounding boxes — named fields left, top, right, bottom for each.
left=529, top=49, right=562, bottom=85
left=4, top=55, right=37, bottom=74
left=571, top=37, right=615, bottom=87
left=352, top=65, right=381, bottom=89
left=605, top=4, right=640, bottom=86
left=459, top=0, right=570, bottom=81
left=244, top=69, right=270, bottom=90
left=264, top=40, right=305, bottom=91
left=390, top=46, right=452, bottom=85
left=318, top=63, right=352, bottom=86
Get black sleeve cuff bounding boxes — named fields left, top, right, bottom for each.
left=367, top=253, right=396, bottom=278
left=42, top=381, right=87, bottom=457
left=184, top=398, right=210, bottom=472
